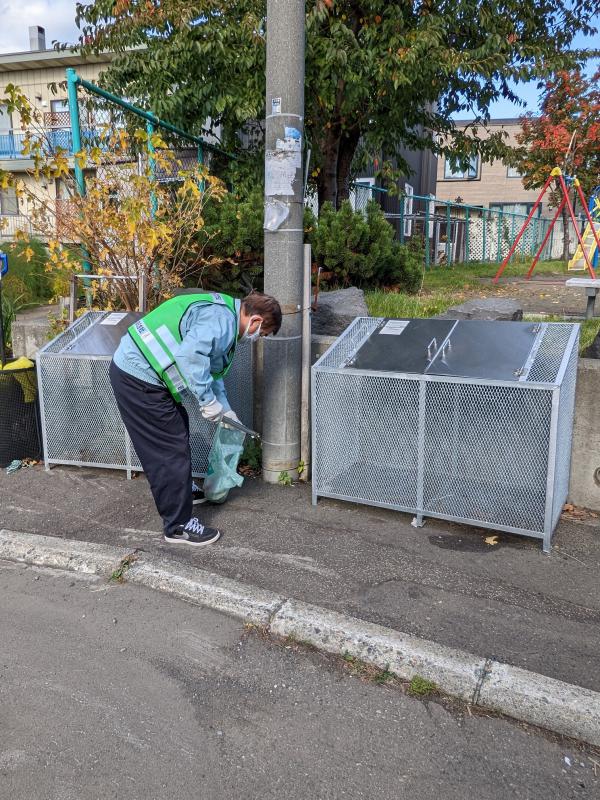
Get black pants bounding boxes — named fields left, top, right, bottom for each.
left=109, top=361, right=192, bottom=534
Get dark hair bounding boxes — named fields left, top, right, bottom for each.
left=242, top=291, right=282, bottom=335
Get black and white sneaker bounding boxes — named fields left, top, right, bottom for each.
left=164, top=517, right=221, bottom=546
left=192, top=480, right=206, bottom=505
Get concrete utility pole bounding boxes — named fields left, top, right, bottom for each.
left=261, top=0, right=306, bottom=483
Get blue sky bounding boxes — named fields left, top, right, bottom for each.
left=1, top=2, right=597, bottom=121
left=476, top=27, right=599, bottom=119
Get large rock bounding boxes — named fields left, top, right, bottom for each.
left=312, top=287, right=369, bottom=335
left=436, top=297, right=523, bottom=321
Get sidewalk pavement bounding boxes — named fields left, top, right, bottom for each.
left=4, top=560, right=598, bottom=800
left=1, top=464, right=599, bottom=694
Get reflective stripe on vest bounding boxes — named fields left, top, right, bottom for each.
left=128, top=293, right=237, bottom=403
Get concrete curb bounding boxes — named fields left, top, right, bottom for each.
left=1, top=528, right=599, bottom=747
left=269, top=598, right=483, bottom=703
left=126, top=558, right=285, bottom=625
left=0, top=529, right=131, bottom=576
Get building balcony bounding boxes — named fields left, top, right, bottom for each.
left=0, top=199, right=77, bottom=242
left=0, top=128, right=77, bottom=161
left=0, top=213, right=39, bottom=239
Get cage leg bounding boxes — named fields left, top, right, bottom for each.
left=125, top=432, right=133, bottom=480
left=311, top=490, right=318, bottom=507
left=411, top=514, right=425, bottom=528
left=542, top=532, right=552, bottom=554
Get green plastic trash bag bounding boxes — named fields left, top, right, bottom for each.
left=203, top=421, right=246, bottom=504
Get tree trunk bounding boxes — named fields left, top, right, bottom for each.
left=561, top=202, right=570, bottom=262
left=317, top=127, right=341, bottom=209
left=336, top=127, right=361, bottom=207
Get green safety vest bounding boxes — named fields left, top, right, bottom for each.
left=128, top=292, right=238, bottom=403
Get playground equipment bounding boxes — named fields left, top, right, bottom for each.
left=568, top=186, right=600, bottom=271
left=493, top=169, right=600, bottom=283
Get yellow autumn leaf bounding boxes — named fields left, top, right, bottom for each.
left=484, top=535, right=499, bottom=546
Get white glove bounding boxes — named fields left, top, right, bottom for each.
left=201, top=399, right=224, bottom=421
left=223, top=409, right=239, bottom=423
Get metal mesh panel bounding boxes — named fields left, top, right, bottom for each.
left=313, top=371, right=419, bottom=508
left=551, top=334, right=579, bottom=530
left=422, top=381, right=552, bottom=533
left=39, top=355, right=130, bottom=467
left=41, top=312, right=99, bottom=355
left=526, top=324, right=577, bottom=384
left=315, top=317, right=381, bottom=370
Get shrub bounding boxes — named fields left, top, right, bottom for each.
left=306, top=200, right=422, bottom=293
left=0, top=239, right=52, bottom=305
left=192, top=187, right=264, bottom=294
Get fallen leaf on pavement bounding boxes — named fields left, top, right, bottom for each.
left=485, top=535, right=499, bottom=546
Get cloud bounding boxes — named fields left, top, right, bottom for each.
left=0, top=1, right=80, bottom=54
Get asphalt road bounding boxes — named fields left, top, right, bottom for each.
left=0, top=560, right=598, bottom=800
left=1, top=466, right=599, bottom=693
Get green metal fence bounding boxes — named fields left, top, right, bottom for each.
left=352, top=183, right=583, bottom=269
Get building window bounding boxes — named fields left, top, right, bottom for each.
left=489, top=202, right=540, bottom=217
left=507, top=166, right=522, bottom=178
left=444, top=155, right=479, bottom=180
left=0, top=187, right=19, bottom=215
left=51, top=99, right=69, bottom=114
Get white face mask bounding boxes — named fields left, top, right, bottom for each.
left=242, top=318, right=262, bottom=342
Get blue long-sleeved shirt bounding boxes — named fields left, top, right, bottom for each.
left=112, top=298, right=241, bottom=410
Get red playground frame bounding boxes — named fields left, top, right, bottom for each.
left=493, top=167, right=600, bottom=283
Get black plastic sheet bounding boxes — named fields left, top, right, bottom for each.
left=0, top=365, right=42, bottom=468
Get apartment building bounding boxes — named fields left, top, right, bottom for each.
left=434, top=118, right=542, bottom=216
left=0, top=26, right=113, bottom=238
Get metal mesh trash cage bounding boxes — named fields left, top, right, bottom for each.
left=312, top=317, right=580, bottom=552
left=37, top=311, right=253, bottom=477
left=0, top=365, right=41, bottom=467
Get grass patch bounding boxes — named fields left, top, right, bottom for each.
left=341, top=651, right=395, bottom=684
left=408, top=675, right=437, bottom=697
left=578, top=319, right=600, bottom=353
left=366, top=257, right=600, bottom=356
left=366, top=258, right=567, bottom=321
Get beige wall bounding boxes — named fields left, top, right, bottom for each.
left=435, top=120, right=542, bottom=211
left=0, top=61, right=111, bottom=129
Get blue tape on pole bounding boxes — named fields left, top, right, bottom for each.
left=0, top=253, right=7, bottom=277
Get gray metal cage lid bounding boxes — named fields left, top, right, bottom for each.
left=347, top=318, right=544, bottom=381
left=314, top=316, right=579, bottom=387
left=39, top=311, right=142, bottom=357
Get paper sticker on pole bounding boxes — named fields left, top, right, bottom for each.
left=265, top=150, right=296, bottom=196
